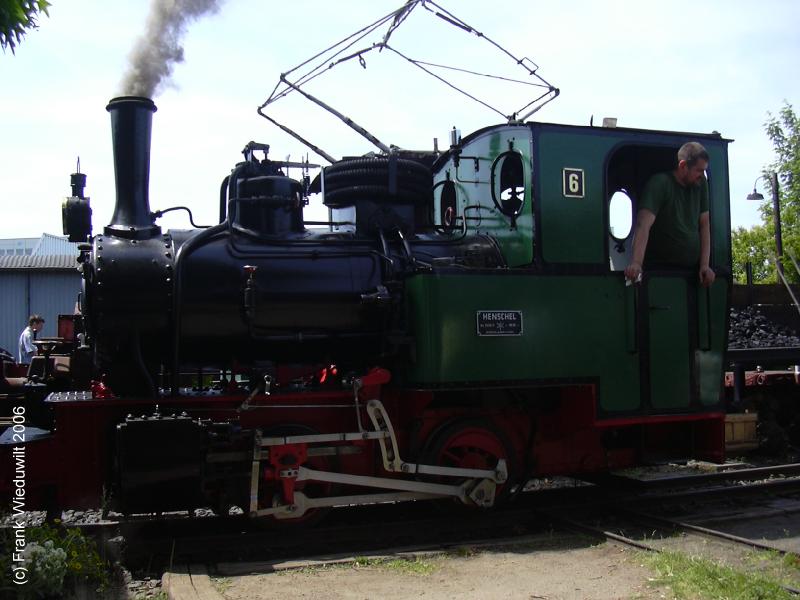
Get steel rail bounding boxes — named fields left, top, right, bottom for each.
left=618, top=507, right=797, bottom=558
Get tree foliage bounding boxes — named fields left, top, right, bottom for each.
left=732, top=102, right=800, bottom=283
left=731, top=224, right=772, bottom=283
left=0, top=0, right=50, bottom=54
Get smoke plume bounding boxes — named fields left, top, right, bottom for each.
left=120, top=0, right=224, bottom=98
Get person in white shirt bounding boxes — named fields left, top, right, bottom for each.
left=18, top=314, right=45, bottom=364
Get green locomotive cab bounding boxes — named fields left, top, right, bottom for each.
left=408, top=121, right=730, bottom=433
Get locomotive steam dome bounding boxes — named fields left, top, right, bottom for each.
left=231, top=174, right=304, bottom=236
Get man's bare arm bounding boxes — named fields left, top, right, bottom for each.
left=625, top=209, right=656, bottom=281
left=698, top=211, right=715, bottom=287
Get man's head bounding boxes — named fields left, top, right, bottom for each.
left=28, top=315, right=45, bottom=332
left=675, top=142, right=709, bottom=187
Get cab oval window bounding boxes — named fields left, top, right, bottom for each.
left=609, top=189, right=632, bottom=240
left=494, top=152, right=524, bottom=214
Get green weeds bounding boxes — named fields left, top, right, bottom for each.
left=642, top=549, right=795, bottom=600
left=284, top=555, right=440, bottom=576
left=352, top=555, right=438, bottom=575
left=0, top=521, right=109, bottom=599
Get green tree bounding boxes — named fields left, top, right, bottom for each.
left=0, top=0, right=50, bottom=54
left=731, top=224, right=772, bottom=283
left=732, top=101, right=800, bottom=283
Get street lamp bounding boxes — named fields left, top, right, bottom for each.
left=747, top=171, right=783, bottom=275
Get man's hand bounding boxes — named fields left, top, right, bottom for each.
left=699, top=266, right=715, bottom=288
left=625, top=261, right=643, bottom=284
left=626, top=210, right=654, bottom=285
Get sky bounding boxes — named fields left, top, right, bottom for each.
left=1, top=0, right=799, bottom=240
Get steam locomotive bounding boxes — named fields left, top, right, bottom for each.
left=2, top=96, right=731, bottom=520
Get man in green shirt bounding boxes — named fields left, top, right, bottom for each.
left=624, top=142, right=716, bottom=288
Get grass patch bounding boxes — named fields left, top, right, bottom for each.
left=783, top=553, right=800, bottom=571
left=212, top=576, right=233, bottom=593
left=745, top=549, right=800, bottom=588
left=351, top=556, right=438, bottom=575
left=133, top=592, right=168, bottom=600
left=450, top=545, right=479, bottom=558
left=642, top=549, right=794, bottom=600
left=289, top=555, right=440, bottom=576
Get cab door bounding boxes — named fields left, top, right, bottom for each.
left=645, top=275, right=693, bottom=410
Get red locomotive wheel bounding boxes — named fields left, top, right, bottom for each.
left=424, top=419, right=515, bottom=505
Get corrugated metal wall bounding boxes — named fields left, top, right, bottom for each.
left=0, top=273, right=28, bottom=355
left=33, top=234, right=80, bottom=256
left=0, top=271, right=81, bottom=357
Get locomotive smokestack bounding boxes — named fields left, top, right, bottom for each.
left=105, top=96, right=160, bottom=239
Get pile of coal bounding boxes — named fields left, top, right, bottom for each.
left=728, top=306, right=800, bottom=348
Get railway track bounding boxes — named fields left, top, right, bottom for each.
left=538, top=503, right=800, bottom=596
left=116, top=468, right=800, bottom=567
left=7, top=462, right=800, bottom=579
